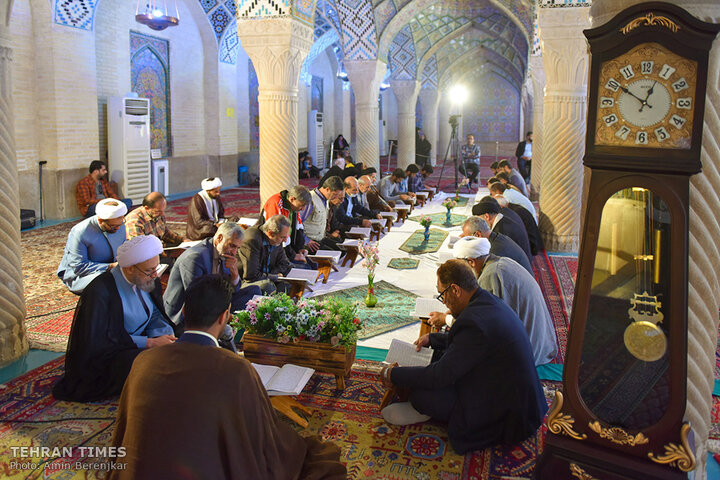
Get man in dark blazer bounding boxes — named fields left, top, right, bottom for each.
left=472, top=196, right=532, bottom=263
left=461, top=216, right=533, bottom=275
left=380, top=260, right=547, bottom=454
left=495, top=194, right=544, bottom=256
left=164, top=222, right=261, bottom=328
left=335, top=176, right=382, bottom=227
left=237, top=215, right=293, bottom=294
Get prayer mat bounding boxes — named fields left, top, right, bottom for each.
left=532, top=252, right=569, bottom=364
left=0, top=356, right=563, bottom=480
left=315, top=281, right=419, bottom=339
left=547, top=254, right=578, bottom=318
left=387, top=258, right=420, bottom=270
left=399, top=229, right=449, bottom=255
left=408, top=212, right=467, bottom=227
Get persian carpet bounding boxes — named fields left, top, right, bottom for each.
left=532, top=252, right=569, bottom=364
left=315, top=281, right=419, bottom=339
left=547, top=254, right=578, bottom=319
left=408, top=212, right=467, bottom=228
left=0, top=357, right=560, bottom=480
left=387, top=258, right=420, bottom=270
left=399, top=229, right=449, bottom=255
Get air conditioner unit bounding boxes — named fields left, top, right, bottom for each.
left=108, top=96, right=151, bottom=205
left=152, top=159, right=169, bottom=196
left=307, top=110, right=324, bottom=168
left=379, top=119, right=387, bottom=156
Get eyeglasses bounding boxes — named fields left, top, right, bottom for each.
left=435, top=284, right=453, bottom=304
left=134, top=264, right=160, bottom=278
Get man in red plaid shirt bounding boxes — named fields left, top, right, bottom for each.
left=76, top=161, right=132, bottom=217
left=125, top=192, right=184, bottom=247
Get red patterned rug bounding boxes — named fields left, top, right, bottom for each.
left=0, top=356, right=558, bottom=479
left=533, top=252, right=570, bottom=364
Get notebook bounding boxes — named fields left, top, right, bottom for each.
left=410, top=297, right=446, bottom=319
left=383, top=339, right=433, bottom=367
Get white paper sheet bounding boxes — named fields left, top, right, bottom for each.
left=411, top=297, right=446, bottom=318
left=384, top=339, right=433, bottom=367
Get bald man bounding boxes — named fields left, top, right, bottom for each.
left=335, top=176, right=382, bottom=228
left=126, top=192, right=184, bottom=247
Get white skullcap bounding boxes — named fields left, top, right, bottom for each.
left=95, top=198, right=128, bottom=220
left=117, top=235, right=163, bottom=268
left=201, top=177, right=222, bottom=191
left=453, top=236, right=490, bottom=259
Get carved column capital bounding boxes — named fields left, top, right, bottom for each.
left=539, top=7, right=591, bottom=96
left=345, top=59, right=387, bottom=106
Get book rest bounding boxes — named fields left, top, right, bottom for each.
left=285, top=279, right=313, bottom=301
left=341, top=244, right=359, bottom=267
left=314, top=258, right=339, bottom=284
left=270, top=396, right=311, bottom=428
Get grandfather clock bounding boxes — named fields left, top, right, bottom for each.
left=535, top=3, right=719, bottom=479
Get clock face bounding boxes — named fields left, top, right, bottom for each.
left=595, top=42, right=697, bottom=149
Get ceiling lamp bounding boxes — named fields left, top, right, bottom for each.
left=136, top=0, right=179, bottom=31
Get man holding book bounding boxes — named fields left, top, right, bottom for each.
left=111, top=275, right=346, bottom=479
left=379, top=260, right=546, bottom=454
left=237, top=214, right=293, bottom=294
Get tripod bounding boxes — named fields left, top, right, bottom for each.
left=435, top=119, right=460, bottom=192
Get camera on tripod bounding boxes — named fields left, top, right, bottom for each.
left=448, top=114, right=461, bottom=128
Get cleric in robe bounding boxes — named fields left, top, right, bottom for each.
left=53, top=235, right=177, bottom=402
left=186, top=177, right=238, bottom=240
left=57, top=198, right=128, bottom=294
left=111, top=275, right=347, bottom=479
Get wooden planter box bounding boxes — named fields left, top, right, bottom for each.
left=242, top=334, right=356, bottom=390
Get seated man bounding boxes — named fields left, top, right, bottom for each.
left=57, top=198, right=128, bottom=294
left=300, top=176, right=345, bottom=252
left=363, top=173, right=392, bottom=212
left=493, top=193, right=544, bottom=256
left=452, top=237, right=557, bottom=365
left=488, top=179, right=537, bottom=221
left=461, top=216, right=533, bottom=275
left=405, top=164, right=425, bottom=193
left=420, top=163, right=434, bottom=187
left=75, top=160, right=132, bottom=217
left=497, top=159, right=529, bottom=197
left=111, top=275, right=347, bottom=480
left=238, top=215, right=293, bottom=294
left=259, top=185, right=313, bottom=266
left=335, top=176, right=380, bottom=228
left=186, top=177, right=239, bottom=240
left=298, top=151, right=320, bottom=179
left=380, top=260, right=547, bottom=454
left=459, top=134, right=481, bottom=185
left=472, top=196, right=532, bottom=263
left=53, top=235, right=177, bottom=402
left=379, top=168, right=415, bottom=205
left=164, top=222, right=261, bottom=327
left=125, top=192, right=183, bottom=247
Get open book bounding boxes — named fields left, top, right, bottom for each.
left=384, top=339, right=433, bottom=367
left=348, top=227, right=371, bottom=237
left=394, top=204, right=411, bottom=211
left=282, top=268, right=318, bottom=284
left=340, top=238, right=359, bottom=248
left=379, top=211, right=398, bottom=219
left=155, top=264, right=169, bottom=277
left=163, top=240, right=202, bottom=251
left=238, top=217, right=259, bottom=227
left=252, top=363, right=315, bottom=396
left=410, top=297, right=446, bottom=319
left=307, top=250, right=341, bottom=264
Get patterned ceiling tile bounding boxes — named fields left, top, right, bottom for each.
left=295, top=0, right=316, bottom=24
left=337, top=0, right=378, bottom=60
left=200, top=0, right=219, bottom=13
left=531, top=13, right=541, bottom=56
left=225, top=0, right=237, bottom=16
left=238, top=0, right=291, bottom=18
left=315, top=15, right=333, bottom=39
left=219, top=20, right=240, bottom=64
left=539, top=0, right=592, bottom=7
left=54, top=0, right=98, bottom=31
left=421, top=54, right=437, bottom=89
left=389, top=25, right=416, bottom=80
left=373, top=0, right=397, bottom=39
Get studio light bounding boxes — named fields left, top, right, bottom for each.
left=449, top=84, right=468, bottom=105
left=136, top=0, right=180, bottom=31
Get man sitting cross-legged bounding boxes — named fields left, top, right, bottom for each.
left=447, top=236, right=557, bottom=365
left=186, top=177, right=239, bottom=240
left=380, top=259, right=547, bottom=454
left=164, top=222, right=261, bottom=329
left=460, top=216, right=533, bottom=275
left=110, top=275, right=347, bottom=480
left=53, top=235, right=177, bottom=402
left=259, top=185, right=313, bottom=268
left=334, top=176, right=382, bottom=228
left=238, top=215, right=293, bottom=294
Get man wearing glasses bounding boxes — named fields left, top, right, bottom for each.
left=380, top=259, right=546, bottom=454
left=53, top=235, right=177, bottom=402
left=57, top=198, right=129, bottom=294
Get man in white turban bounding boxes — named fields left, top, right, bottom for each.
left=57, top=198, right=129, bottom=294
left=433, top=236, right=557, bottom=366
left=186, top=177, right=239, bottom=240
left=53, top=235, right=177, bottom=402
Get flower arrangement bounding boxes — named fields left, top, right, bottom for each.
left=418, top=215, right=432, bottom=228
left=232, top=294, right=362, bottom=349
left=359, top=241, right=380, bottom=277
left=456, top=178, right=470, bottom=198
left=442, top=198, right=458, bottom=209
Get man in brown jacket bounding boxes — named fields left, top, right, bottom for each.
left=111, top=275, right=346, bottom=479
left=237, top=214, right=293, bottom=294
left=186, top=177, right=238, bottom=240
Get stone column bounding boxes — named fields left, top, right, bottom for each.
left=237, top=18, right=313, bottom=205
left=537, top=7, right=590, bottom=252
left=437, top=93, right=452, bottom=166
left=345, top=60, right=387, bottom=172
left=391, top=80, right=421, bottom=169
left=591, top=2, right=720, bottom=477
left=530, top=55, right=546, bottom=196
left=0, top=8, right=29, bottom=367
left=419, top=88, right=440, bottom=166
